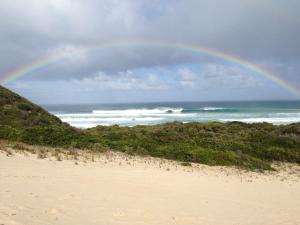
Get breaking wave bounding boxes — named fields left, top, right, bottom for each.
left=51, top=104, right=300, bottom=128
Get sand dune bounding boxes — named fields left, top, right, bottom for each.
left=0, top=150, right=300, bottom=225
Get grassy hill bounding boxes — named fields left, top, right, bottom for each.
left=0, top=85, right=85, bottom=146
left=0, top=85, right=63, bottom=128
left=1, top=85, right=300, bottom=170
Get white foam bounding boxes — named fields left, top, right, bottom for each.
left=62, top=116, right=163, bottom=122
left=273, top=113, right=300, bottom=116
left=53, top=106, right=300, bottom=128
left=92, top=107, right=183, bottom=116
left=202, top=107, right=226, bottom=111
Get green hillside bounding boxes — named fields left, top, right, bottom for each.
left=0, top=85, right=85, bottom=146
left=0, top=85, right=63, bottom=128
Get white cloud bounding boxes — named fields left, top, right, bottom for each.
left=1, top=0, right=299, bottom=102
left=177, top=68, right=198, bottom=87
left=50, top=45, right=88, bottom=65
left=177, top=68, right=197, bottom=81
left=1, top=0, right=299, bottom=76
left=76, top=70, right=169, bottom=91
left=201, top=64, right=263, bottom=88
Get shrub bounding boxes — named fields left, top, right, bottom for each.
left=16, top=103, right=33, bottom=111
left=181, top=162, right=192, bottom=167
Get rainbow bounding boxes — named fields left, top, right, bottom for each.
left=1, top=40, right=300, bottom=97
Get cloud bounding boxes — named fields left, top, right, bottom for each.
left=173, top=65, right=263, bottom=89
left=201, top=64, right=263, bottom=88
left=176, top=68, right=198, bottom=87
left=76, top=70, right=169, bottom=91
left=6, top=64, right=296, bottom=104
left=1, top=0, right=299, bottom=102
left=0, top=0, right=299, bottom=79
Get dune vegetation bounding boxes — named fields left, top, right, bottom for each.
left=1, top=85, right=300, bottom=170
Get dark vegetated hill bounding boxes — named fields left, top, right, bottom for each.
left=1, top=85, right=300, bottom=170
left=0, top=85, right=89, bottom=147
left=0, top=85, right=63, bottom=127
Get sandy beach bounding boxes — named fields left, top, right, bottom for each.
left=1, top=147, right=300, bottom=225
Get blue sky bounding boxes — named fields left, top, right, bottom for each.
left=0, top=0, right=299, bottom=104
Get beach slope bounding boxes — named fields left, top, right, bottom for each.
left=1, top=151, right=299, bottom=225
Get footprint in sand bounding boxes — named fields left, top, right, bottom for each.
left=0, top=206, right=17, bottom=217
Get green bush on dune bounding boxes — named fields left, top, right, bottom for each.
left=1, top=85, right=300, bottom=170
left=84, top=122, right=300, bottom=170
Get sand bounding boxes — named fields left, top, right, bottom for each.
left=0, top=148, right=300, bottom=225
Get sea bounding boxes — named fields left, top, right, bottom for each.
left=43, top=101, right=300, bottom=129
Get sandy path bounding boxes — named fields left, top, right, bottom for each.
left=0, top=152, right=300, bottom=225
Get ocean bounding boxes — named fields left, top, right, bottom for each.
left=44, top=101, right=300, bottom=128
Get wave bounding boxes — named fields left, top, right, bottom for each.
left=52, top=105, right=300, bottom=128
left=61, top=117, right=164, bottom=123
left=181, top=107, right=232, bottom=113
left=57, top=107, right=231, bottom=118
left=62, top=117, right=166, bottom=128
left=273, top=113, right=300, bottom=117
left=92, top=107, right=183, bottom=115
left=203, top=107, right=226, bottom=111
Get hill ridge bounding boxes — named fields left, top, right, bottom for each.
left=0, top=85, right=64, bottom=128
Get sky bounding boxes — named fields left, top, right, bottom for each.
left=0, top=0, right=300, bottom=104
